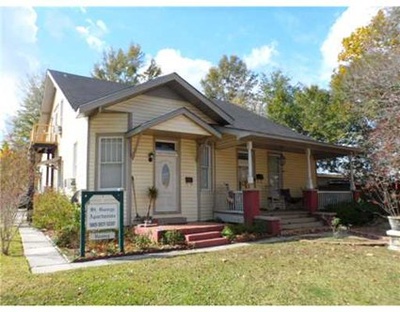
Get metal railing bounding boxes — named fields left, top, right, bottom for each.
left=30, top=124, right=58, bottom=145
left=317, top=190, right=353, bottom=210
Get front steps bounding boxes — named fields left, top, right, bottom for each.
left=185, top=229, right=229, bottom=248
left=257, top=210, right=326, bottom=232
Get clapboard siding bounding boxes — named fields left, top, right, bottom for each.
left=88, top=112, right=129, bottom=224
left=283, top=151, right=317, bottom=197
left=131, top=135, right=154, bottom=218
left=152, top=115, right=211, bottom=136
left=109, top=94, right=215, bottom=126
left=180, top=139, right=198, bottom=221
left=215, top=147, right=237, bottom=207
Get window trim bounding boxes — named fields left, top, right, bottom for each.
left=200, top=144, right=212, bottom=191
left=97, top=135, right=124, bottom=190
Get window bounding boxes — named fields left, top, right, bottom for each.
left=155, top=141, right=176, bottom=151
left=98, top=137, right=124, bottom=189
left=200, top=144, right=211, bottom=190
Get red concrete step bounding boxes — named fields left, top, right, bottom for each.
left=178, top=224, right=225, bottom=235
left=185, top=231, right=222, bottom=242
left=189, top=237, right=230, bottom=249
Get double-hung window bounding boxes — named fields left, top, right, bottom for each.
left=200, top=144, right=211, bottom=190
left=98, top=137, right=124, bottom=189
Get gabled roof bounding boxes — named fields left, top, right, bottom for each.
left=48, top=70, right=129, bottom=110
left=125, top=107, right=222, bottom=139
left=48, top=70, right=233, bottom=125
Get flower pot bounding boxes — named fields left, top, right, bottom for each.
left=388, top=216, right=400, bottom=231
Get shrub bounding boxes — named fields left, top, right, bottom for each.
left=33, top=189, right=78, bottom=232
left=161, top=230, right=185, bottom=245
left=221, top=226, right=236, bottom=241
left=134, top=234, right=152, bottom=250
left=324, top=200, right=381, bottom=226
left=54, top=224, right=79, bottom=248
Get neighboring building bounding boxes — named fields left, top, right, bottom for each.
left=30, top=70, right=356, bottom=225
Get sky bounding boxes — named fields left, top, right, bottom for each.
left=0, top=1, right=390, bottom=143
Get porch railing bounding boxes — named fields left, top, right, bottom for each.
left=215, top=189, right=244, bottom=212
left=30, top=124, right=59, bottom=145
left=317, top=190, right=353, bottom=210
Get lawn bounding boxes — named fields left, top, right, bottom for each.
left=1, top=233, right=400, bottom=305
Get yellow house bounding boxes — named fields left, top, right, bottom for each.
left=31, top=70, right=356, bottom=225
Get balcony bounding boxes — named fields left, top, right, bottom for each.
left=30, top=124, right=58, bottom=152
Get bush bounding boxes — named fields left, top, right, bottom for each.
left=324, top=200, right=381, bottom=226
left=161, top=230, right=185, bottom=245
left=221, top=226, right=236, bottom=241
left=33, top=189, right=79, bottom=232
left=134, top=234, right=152, bottom=250
left=54, top=224, right=79, bottom=248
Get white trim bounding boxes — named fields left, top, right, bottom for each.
left=306, top=148, right=314, bottom=189
left=97, top=136, right=125, bottom=190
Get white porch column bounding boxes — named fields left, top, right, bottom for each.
left=306, top=148, right=314, bottom=190
left=247, top=141, right=254, bottom=186
left=349, top=153, right=356, bottom=191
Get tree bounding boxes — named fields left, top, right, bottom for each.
left=333, top=7, right=400, bottom=215
left=9, top=73, right=45, bottom=147
left=92, top=43, right=162, bottom=85
left=260, top=70, right=302, bottom=132
left=0, top=143, right=32, bottom=255
left=200, top=55, right=259, bottom=108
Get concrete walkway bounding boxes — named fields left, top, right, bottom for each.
left=18, top=225, right=254, bottom=274
left=19, top=224, right=333, bottom=275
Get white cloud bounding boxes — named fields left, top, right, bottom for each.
left=154, top=49, right=213, bottom=90
left=75, top=18, right=109, bottom=52
left=244, top=44, right=278, bottom=70
left=0, top=7, right=40, bottom=142
left=319, top=6, right=380, bottom=82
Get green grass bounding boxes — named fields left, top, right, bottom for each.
left=1, top=233, right=400, bottom=305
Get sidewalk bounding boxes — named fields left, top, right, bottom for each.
left=19, top=224, right=254, bottom=274
left=19, top=224, right=335, bottom=275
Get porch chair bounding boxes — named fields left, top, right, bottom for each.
left=279, top=189, right=303, bottom=210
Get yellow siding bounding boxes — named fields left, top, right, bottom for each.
left=131, top=135, right=154, bottom=217
left=110, top=94, right=214, bottom=126
left=255, top=149, right=268, bottom=208
left=131, top=136, right=199, bottom=222
left=151, top=115, right=211, bottom=136
left=215, top=147, right=237, bottom=190
left=282, top=151, right=317, bottom=197
left=88, top=113, right=128, bottom=190
left=180, top=139, right=198, bottom=221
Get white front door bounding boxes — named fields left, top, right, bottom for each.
left=155, top=151, right=179, bottom=213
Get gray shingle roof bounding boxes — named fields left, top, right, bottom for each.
left=48, top=70, right=129, bottom=110
left=213, top=99, right=316, bottom=143
left=47, top=69, right=316, bottom=144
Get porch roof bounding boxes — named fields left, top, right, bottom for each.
left=212, top=100, right=360, bottom=159
left=125, top=107, right=222, bottom=139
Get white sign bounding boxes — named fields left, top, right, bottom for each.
left=86, top=195, right=119, bottom=230
left=89, top=231, right=115, bottom=241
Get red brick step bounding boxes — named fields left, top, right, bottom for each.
left=185, top=231, right=222, bottom=242
left=188, top=237, right=230, bottom=248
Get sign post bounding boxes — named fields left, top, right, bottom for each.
left=80, top=190, right=124, bottom=257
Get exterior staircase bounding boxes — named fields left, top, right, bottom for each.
left=183, top=224, right=229, bottom=248
left=258, top=210, right=328, bottom=232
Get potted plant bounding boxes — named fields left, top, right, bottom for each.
left=144, top=186, right=158, bottom=226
